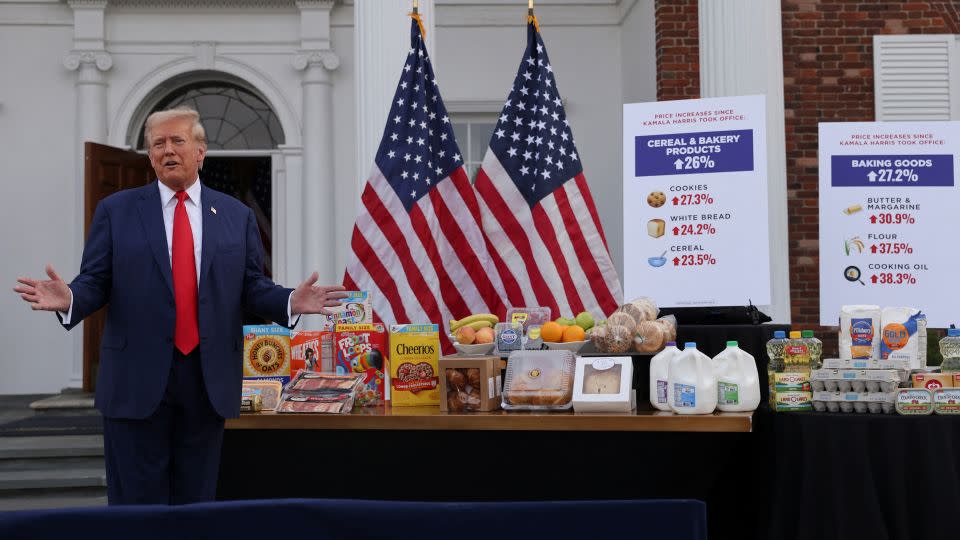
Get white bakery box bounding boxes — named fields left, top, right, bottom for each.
left=572, top=356, right=635, bottom=413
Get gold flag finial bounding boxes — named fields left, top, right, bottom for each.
left=527, top=1, right=540, bottom=32
left=410, top=0, right=426, bottom=38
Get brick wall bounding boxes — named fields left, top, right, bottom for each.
left=782, top=0, right=960, bottom=354
left=656, top=0, right=959, bottom=353
left=655, top=0, right=699, bottom=100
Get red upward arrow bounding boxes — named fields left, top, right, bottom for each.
left=672, top=257, right=680, bottom=266
left=871, top=275, right=878, bottom=284
left=870, top=245, right=877, bottom=254
left=672, top=196, right=679, bottom=205
left=870, top=215, right=877, bottom=224
left=672, top=227, right=680, bottom=236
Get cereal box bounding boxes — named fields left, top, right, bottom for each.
left=388, top=324, right=440, bottom=406
left=242, top=325, right=291, bottom=384
left=290, top=330, right=322, bottom=380
left=322, top=291, right=373, bottom=330
left=333, top=323, right=387, bottom=406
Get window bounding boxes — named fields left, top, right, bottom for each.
left=137, top=82, right=284, bottom=150
left=873, top=34, right=960, bottom=121
left=452, top=117, right=497, bottom=181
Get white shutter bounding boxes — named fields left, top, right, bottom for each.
left=873, top=34, right=959, bottom=121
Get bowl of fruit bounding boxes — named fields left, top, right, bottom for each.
left=450, top=315, right=497, bottom=355
left=538, top=313, right=594, bottom=354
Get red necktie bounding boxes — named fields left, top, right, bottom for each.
left=172, top=191, right=199, bottom=355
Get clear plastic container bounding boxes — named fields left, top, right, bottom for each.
left=506, top=306, right=552, bottom=332
left=501, top=350, right=576, bottom=410
left=494, top=322, right=524, bottom=354
left=802, top=330, right=823, bottom=370
left=939, top=328, right=960, bottom=372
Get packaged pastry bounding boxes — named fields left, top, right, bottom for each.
left=501, top=350, right=576, bottom=410
left=438, top=356, right=501, bottom=412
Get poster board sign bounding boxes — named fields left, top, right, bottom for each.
left=623, top=95, right=771, bottom=307
left=819, top=122, right=959, bottom=327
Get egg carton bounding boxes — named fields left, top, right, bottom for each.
left=812, top=391, right=895, bottom=414
left=819, top=360, right=912, bottom=383
left=810, top=369, right=902, bottom=393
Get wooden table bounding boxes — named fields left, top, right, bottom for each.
left=226, top=406, right=753, bottom=432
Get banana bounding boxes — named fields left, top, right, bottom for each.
left=450, top=313, right=499, bottom=332
left=464, top=320, right=494, bottom=331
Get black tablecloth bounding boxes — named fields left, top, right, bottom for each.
left=763, top=407, right=960, bottom=540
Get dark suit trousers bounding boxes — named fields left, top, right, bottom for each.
left=102, top=349, right=225, bottom=505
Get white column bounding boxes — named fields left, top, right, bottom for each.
left=699, top=0, right=791, bottom=324
left=278, top=146, right=303, bottom=287
left=64, top=0, right=111, bottom=389
left=353, top=0, right=436, bottom=234
left=294, top=51, right=340, bottom=291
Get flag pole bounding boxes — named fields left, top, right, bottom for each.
left=527, top=0, right=540, bottom=33
left=411, top=0, right=426, bottom=37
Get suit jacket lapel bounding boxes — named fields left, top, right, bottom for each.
left=136, top=183, right=175, bottom=297
left=199, top=186, right=219, bottom=291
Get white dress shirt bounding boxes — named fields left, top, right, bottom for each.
left=62, top=179, right=297, bottom=327
left=158, top=177, right=203, bottom=283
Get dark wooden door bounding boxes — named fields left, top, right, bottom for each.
left=83, top=142, right=154, bottom=391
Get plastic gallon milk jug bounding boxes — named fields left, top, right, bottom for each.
left=714, top=341, right=761, bottom=412
left=649, top=341, right=680, bottom=411
left=667, top=342, right=717, bottom=415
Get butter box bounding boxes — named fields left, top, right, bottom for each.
left=896, top=388, right=933, bottom=415
left=933, top=388, right=960, bottom=415
left=772, top=390, right=812, bottom=412
left=911, top=373, right=960, bottom=391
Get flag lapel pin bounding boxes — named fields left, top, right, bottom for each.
left=211, top=206, right=217, bottom=215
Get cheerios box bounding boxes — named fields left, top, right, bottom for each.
left=242, top=325, right=292, bottom=384
left=388, top=324, right=440, bottom=406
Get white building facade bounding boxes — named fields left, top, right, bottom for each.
left=0, top=0, right=788, bottom=395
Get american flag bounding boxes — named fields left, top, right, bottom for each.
left=474, top=20, right=623, bottom=320
left=344, top=18, right=508, bottom=352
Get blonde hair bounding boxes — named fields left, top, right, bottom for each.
left=144, top=106, right=207, bottom=148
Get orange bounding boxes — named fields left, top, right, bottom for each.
left=541, top=321, right=564, bottom=343
left=562, top=325, right=586, bottom=342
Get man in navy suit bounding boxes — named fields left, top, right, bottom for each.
left=13, top=106, right=347, bottom=505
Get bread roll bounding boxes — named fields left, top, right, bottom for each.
left=635, top=321, right=665, bottom=353
left=606, top=325, right=634, bottom=353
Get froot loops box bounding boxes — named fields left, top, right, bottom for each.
left=333, top=323, right=387, bottom=406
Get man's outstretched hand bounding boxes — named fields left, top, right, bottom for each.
left=290, top=272, right=349, bottom=316
left=13, top=265, right=71, bottom=312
